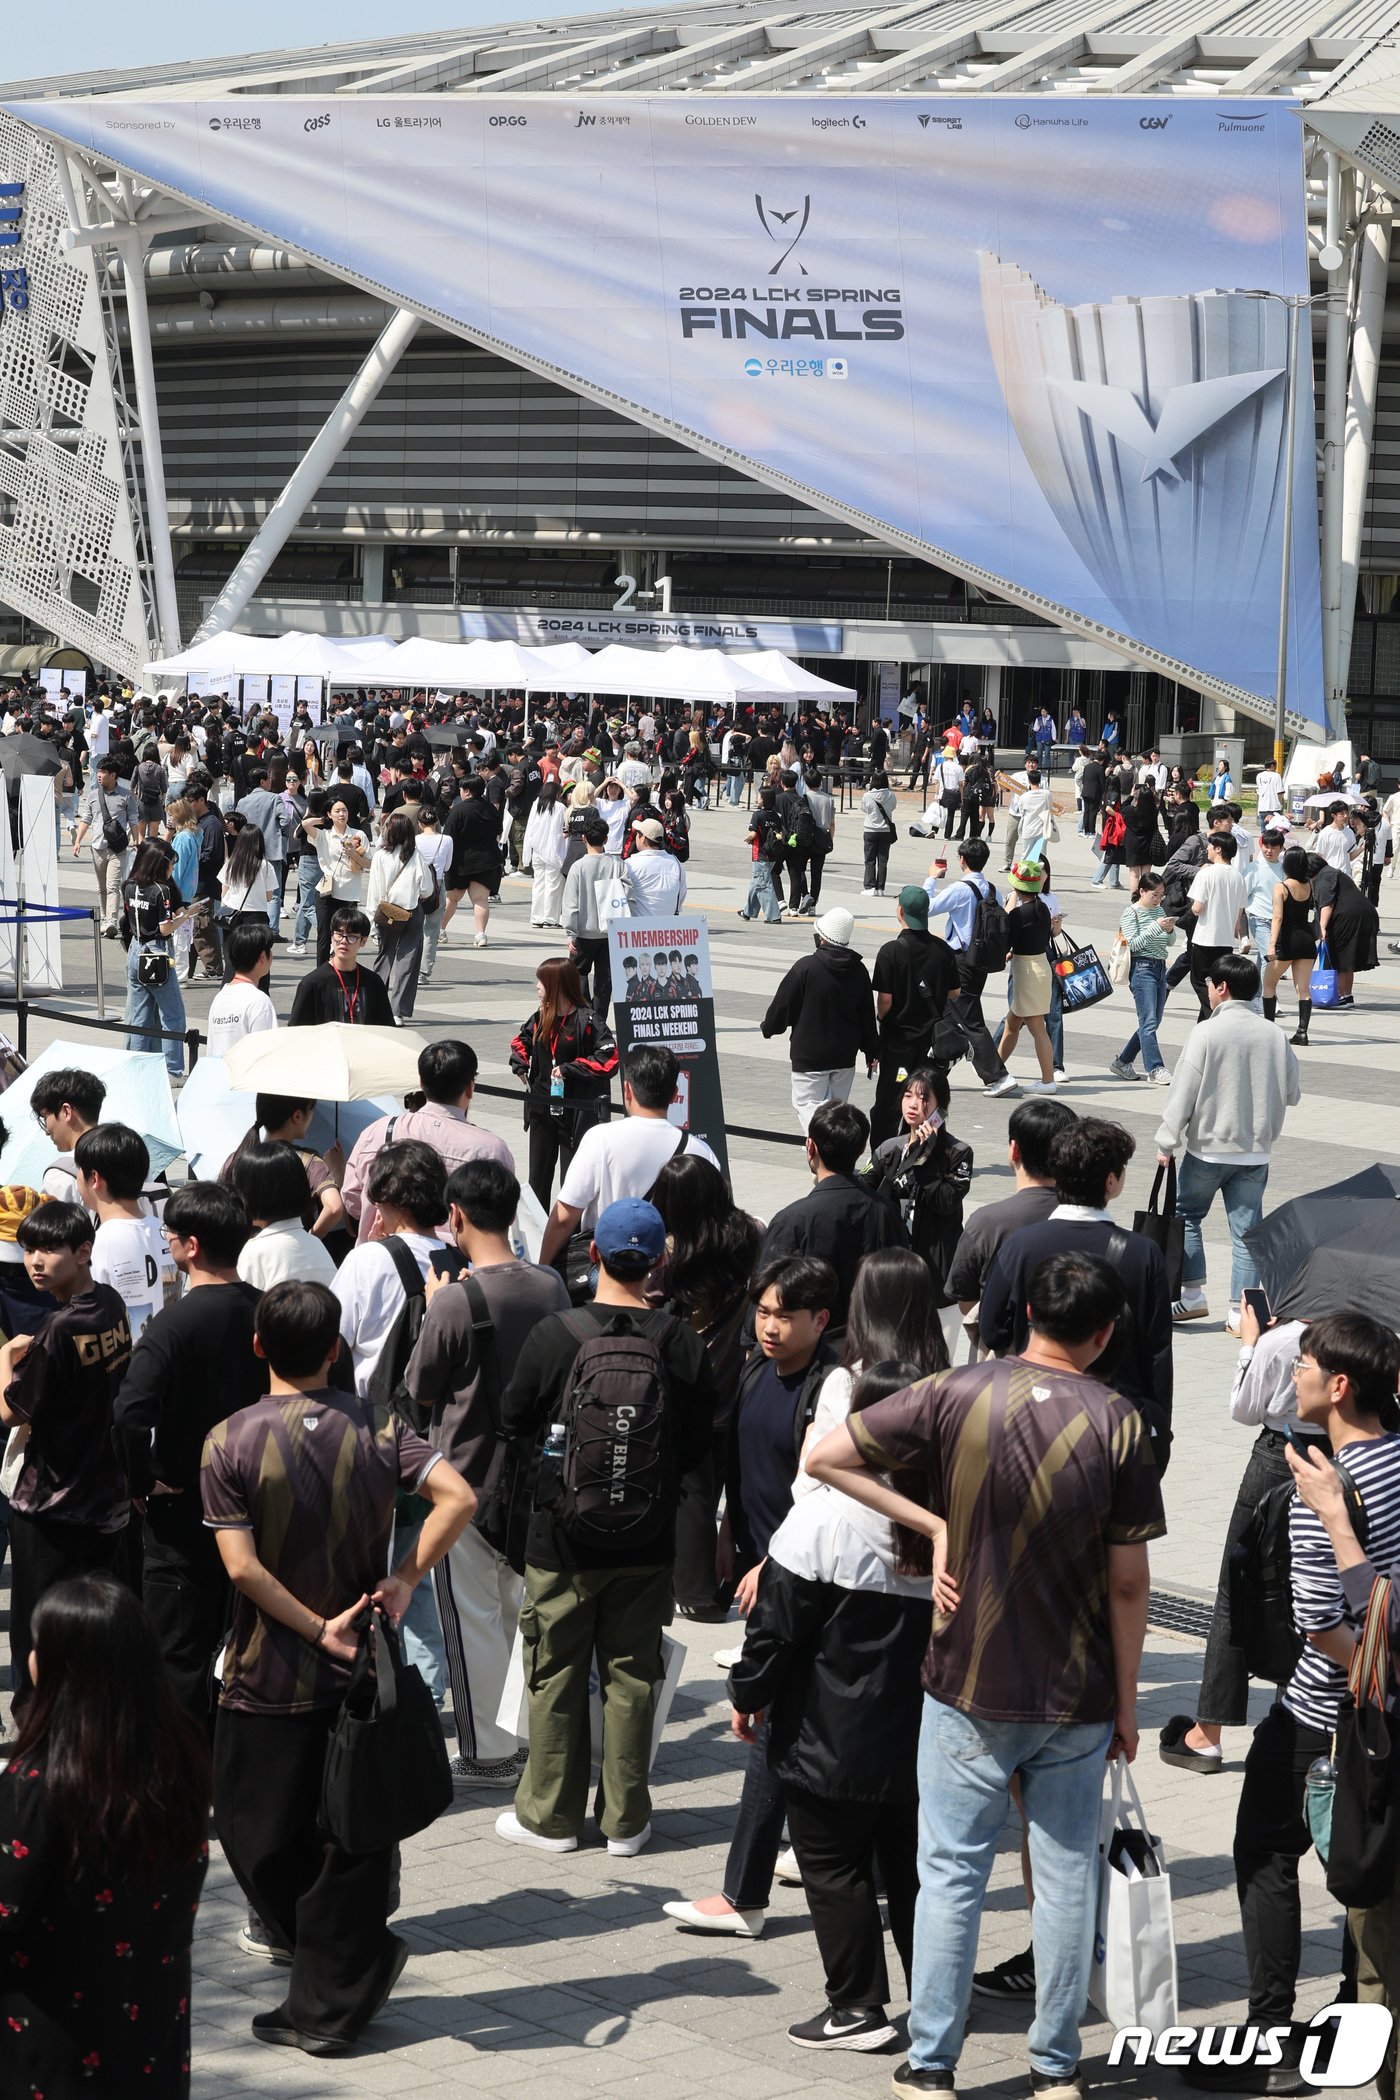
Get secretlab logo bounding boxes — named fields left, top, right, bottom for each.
left=1110, top=2004, right=1393, bottom=2087
left=918, top=114, right=963, bottom=129
left=756, top=194, right=810, bottom=276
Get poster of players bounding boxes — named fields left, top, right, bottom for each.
left=607, top=916, right=729, bottom=1183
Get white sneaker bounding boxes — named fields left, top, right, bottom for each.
left=1053, top=1067, right=1067, bottom=1082
left=662, top=1898, right=765, bottom=1938
left=285, top=943, right=306, bottom=957
left=860, top=887, right=878, bottom=897
left=495, top=1810, right=576, bottom=1853
left=774, top=1846, right=803, bottom=1886
left=1225, top=1308, right=1242, bottom=1338
left=983, top=1077, right=1019, bottom=1098
left=1149, top=1066, right=1172, bottom=1086
left=714, top=1643, right=745, bottom=1669
left=474, top=933, right=489, bottom=948
left=606, top=1822, right=651, bottom=1857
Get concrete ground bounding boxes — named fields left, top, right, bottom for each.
left=19, top=770, right=1400, bottom=2098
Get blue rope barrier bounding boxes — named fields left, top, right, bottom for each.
left=0, top=902, right=95, bottom=922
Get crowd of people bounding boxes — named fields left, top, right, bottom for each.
left=0, top=671, right=1397, bottom=2100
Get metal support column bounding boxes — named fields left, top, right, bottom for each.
left=191, top=307, right=422, bottom=644
left=116, top=216, right=182, bottom=660
left=1336, top=209, right=1391, bottom=736
left=1320, top=154, right=1351, bottom=712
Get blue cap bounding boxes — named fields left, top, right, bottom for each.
left=593, top=1197, right=666, bottom=1266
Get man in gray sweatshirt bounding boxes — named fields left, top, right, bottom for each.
left=1155, top=952, right=1301, bottom=1335
left=562, top=812, right=629, bottom=1020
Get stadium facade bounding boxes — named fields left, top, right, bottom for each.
left=3, top=3, right=1400, bottom=753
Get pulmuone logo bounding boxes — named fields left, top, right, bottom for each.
left=677, top=190, right=904, bottom=344
left=1109, top=2004, right=1393, bottom=2087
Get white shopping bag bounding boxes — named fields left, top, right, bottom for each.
left=496, top=1626, right=684, bottom=1772
left=1088, top=1755, right=1179, bottom=2033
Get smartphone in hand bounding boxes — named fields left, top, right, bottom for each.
left=1241, top=1288, right=1271, bottom=1330
left=429, top=1247, right=467, bottom=1282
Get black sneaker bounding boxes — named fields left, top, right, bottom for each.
left=972, top=1946, right=1035, bottom=1998
left=1029, top=2073, right=1084, bottom=2099
left=891, top=2065, right=957, bottom=2095
left=788, top=2004, right=898, bottom=2052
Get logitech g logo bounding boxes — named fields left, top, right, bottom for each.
left=1139, top=114, right=1171, bottom=130
left=755, top=193, right=810, bottom=276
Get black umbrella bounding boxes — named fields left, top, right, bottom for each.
left=307, top=722, right=359, bottom=746
left=1243, top=1163, right=1400, bottom=1325
left=423, top=724, right=472, bottom=749
left=0, top=733, right=65, bottom=781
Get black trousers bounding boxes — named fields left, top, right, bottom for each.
left=215, top=1704, right=397, bottom=2043
left=1190, top=940, right=1232, bottom=1018
left=946, top=958, right=1009, bottom=1086
left=789, top=851, right=826, bottom=911
left=572, top=934, right=612, bottom=1021
left=862, top=836, right=891, bottom=892
left=9, top=1510, right=124, bottom=1709
left=1080, top=796, right=1101, bottom=841
left=525, top=1102, right=604, bottom=1212
left=1234, top=1702, right=1332, bottom=2022
left=871, top=1033, right=934, bottom=1150
left=1166, top=919, right=1195, bottom=991
left=314, top=890, right=344, bottom=967
left=785, top=1786, right=918, bottom=2011
left=673, top=1447, right=728, bottom=1613
left=723, top=1718, right=787, bottom=1911
left=143, top=1518, right=230, bottom=1726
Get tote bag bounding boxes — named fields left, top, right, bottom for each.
left=1133, top=1160, right=1185, bottom=1303
left=1088, top=1756, right=1179, bottom=2034
left=1326, top=1575, right=1400, bottom=1909
left=1052, top=932, right=1114, bottom=1013
left=1310, top=940, right=1340, bottom=1009
left=320, top=1607, right=453, bottom=1854
left=497, top=1626, right=684, bottom=1772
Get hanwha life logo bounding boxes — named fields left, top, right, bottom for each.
left=755, top=194, right=810, bottom=276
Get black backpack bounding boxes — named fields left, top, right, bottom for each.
left=366, top=1235, right=429, bottom=1408
left=550, top=1309, right=678, bottom=1547
left=1228, top=1458, right=1368, bottom=1684
left=965, top=879, right=1011, bottom=975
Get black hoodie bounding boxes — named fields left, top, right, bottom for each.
left=761, top=940, right=880, bottom=1070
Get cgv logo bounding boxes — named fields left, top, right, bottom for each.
left=1139, top=114, right=1172, bottom=129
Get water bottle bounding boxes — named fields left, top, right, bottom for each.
left=537, top=1421, right=567, bottom=1507
left=549, top=1068, right=565, bottom=1120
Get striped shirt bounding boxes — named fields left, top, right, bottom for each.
left=1284, top=1434, right=1400, bottom=1733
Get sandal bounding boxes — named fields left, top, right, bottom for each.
left=1159, top=1713, right=1223, bottom=1773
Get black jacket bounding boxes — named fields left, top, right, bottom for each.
left=978, top=1216, right=1173, bottom=1471
left=1162, top=832, right=1208, bottom=916
left=731, top=1539, right=928, bottom=1803
left=861, top=1128, right=974, bottom=1297
left=758, top=1176, right=906, bottom=1330
left=761, top=944, right=879, bottom=1071
left=288, top=963, right=395, bottom=1028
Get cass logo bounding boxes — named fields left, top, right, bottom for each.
left=304, top=113, right=332, bottom=133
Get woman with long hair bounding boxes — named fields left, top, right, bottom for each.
left=442, top=774, right=502, bottom=948
left=0, top=1575, right=210, bottom=2098
left=560, top=777, right=598, bottom=879
left=731, top=1359, right=939, bottom=2054
left=649, top=1153, right=762, bottom=1621
left=218, top=820, right=276, bottom=983
left=121, top=837, right=191, bottom=1078
left=800, top=1247, right=949, bottom=1469
left=860, top=1076, right=975, bottom=1302
left=366, top=810, right=433, bottom=1020
left=523, top=776, right=568, bottom=928
left=415, top=804, right=452, bottom=985
left=597, top=776, right=629, bottom=855
left=1110, top=869, right=1178, bottom=1084
left=1122, top=781, right=1167, bottom=889
left=508, top=956, right=618, bottom=1208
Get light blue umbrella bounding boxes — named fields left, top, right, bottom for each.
left=175, top=1053, right=398, bottom=1180
left=0, top=1039, right=186, bottom=1187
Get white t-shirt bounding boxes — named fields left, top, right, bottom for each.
left=206, top=981, right=277, bottom=1060
left=86, top=711, right=111, bottom=761
left=237, top=1217, right=337, bottom=1292
left=1189, top=862, right=1248, bottom=947
left=558, top=1119, right=720, bottom=1230
left=91, top=1214, right=177, bottom=1343
left=219, top=861, right=278, bottom=914
left=1255, top=769, right=1284, bottom=815
left=1314, top=824, right=1359, bottom=872
left=332, top=1231, right=439, bottom=1396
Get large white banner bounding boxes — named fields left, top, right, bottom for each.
left=8, top=94, right=1323, bottom=727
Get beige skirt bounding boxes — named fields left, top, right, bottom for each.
left=1010, top=952, right=1053, bottom=1018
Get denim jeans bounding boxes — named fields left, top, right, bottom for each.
left=910, top=1697, right=1113, bottom=2079
left=292, top=857, right=319, bottom=948
left=1176, top=1150, right=1269, bottom=1301
left=1047, top=969, right=1065, bottom=1070
left=744, top=861, right=782, bottom=923
left=723, top=1717, right=786, bottom=1910
left=123, top=942, right=188, bottom=1078
left=726, top=771, right=743, bottom=806
left=266, top=862, right=284, bottom=937
left=391, top=1508, right=448, bottom=1708
left=421, top=897, right=444, bottom=975
left=1120, top=955, right=1168, bottom=1072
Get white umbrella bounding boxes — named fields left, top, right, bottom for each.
left=1302, top=790, right=1363, bottom=808
left=224, top=1023, right=428, bottom=1101
left=176, top=1054, right=398, bottom=1178
left=0, top=1039, right=184, bottom=1186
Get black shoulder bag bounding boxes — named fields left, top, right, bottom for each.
left=320, top=1605, right=453, bottom=1854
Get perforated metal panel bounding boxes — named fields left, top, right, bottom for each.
left=0, top=112, right=152, bottom=675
